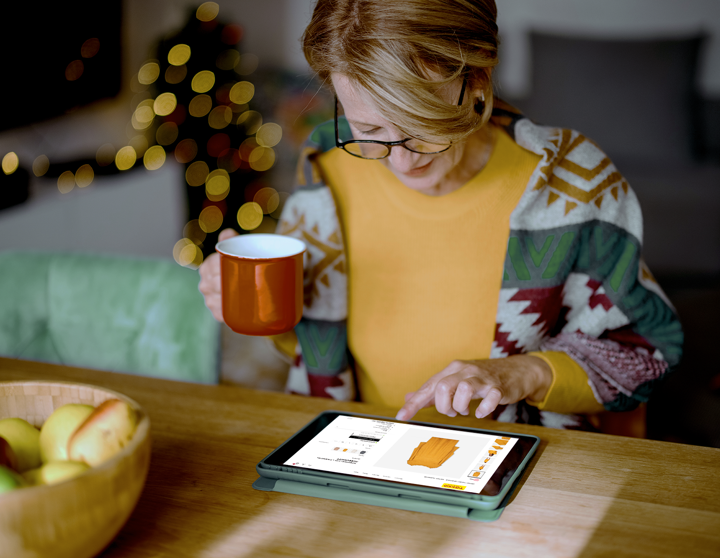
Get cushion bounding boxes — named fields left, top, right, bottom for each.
left=0, top=251, right=219, bottom=383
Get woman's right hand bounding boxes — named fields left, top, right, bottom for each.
left=198, top=228, right=239, bottom=322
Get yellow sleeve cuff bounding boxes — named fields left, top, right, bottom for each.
left=526, top=351, right=605, bottom=414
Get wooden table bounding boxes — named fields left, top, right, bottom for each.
left=2, top=357, right=719, bottom=558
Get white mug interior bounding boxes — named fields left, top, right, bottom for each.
left=216, top=234, right=306, bottom=259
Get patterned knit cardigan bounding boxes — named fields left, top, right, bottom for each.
left=275, top=101, right=683, bottom=429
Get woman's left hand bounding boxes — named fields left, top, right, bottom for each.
left=395, top=355, right=553, bottom=421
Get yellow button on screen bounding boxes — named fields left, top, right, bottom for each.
left=441, top=483, right=466, bottom=491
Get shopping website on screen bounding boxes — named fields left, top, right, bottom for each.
left=284, top=416, right=518, bottom=494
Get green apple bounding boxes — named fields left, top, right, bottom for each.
left=0, top=418, right=41, bottom=472
left=22, top=461, right=90, bottom=486
left=40, top=404, right=94, bottom=463
left=0, top=464, right=26, bottom=494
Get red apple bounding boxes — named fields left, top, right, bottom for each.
left=68, top=399, right=138, bottom=467
left=0, top=436, right=19, bottom=472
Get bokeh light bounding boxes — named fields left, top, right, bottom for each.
left=236, top=110, right=262, bottom=134
left=231, top=102, right=248, bottom=114
left=189, top=94, right=213, bottom=117
left=191, top=70, right=215, bottom=94
left=217, top=148, right=241, bottom=173
left=32, top=155, right=49, bottom=177
left=173, top=238, right=203, bottom=267
left=237, top=202, right=263, bottom=231
left=207, top=133, right=230, bottom=157
left=132, top=109, right=153, bottom=131
left=256, top=123, right=282, bottom=147
left=173, top=238, right=193, bottom=262
left=134, top=103, right=154, bottom=125
left=129, top=135, right=149, bottom=157
left=206, top=169, right=230, bottom=198
left=185, top=160, right=209, bottom=186
left=144, top=145, right=166, bottom=170
left=254, top=187, right=280, bottom=214
left=270, top=191, right=290, bottom=219
left=130, top=73, right=148, bottom=93
left=165, top=64, right=187, bottom=84
left=207, top=189, right=230, bottom=202
left=208, top=106, right=232, bottom=129
left=168, top=44, right=191, bottom=66
left=156, top=122, right=179, bottom=145
left=65, top=60, right=84, bottom=81
left=183, top=219, right=207, bottom=245
left=221, top=25, right=243, bottom=45
left=115, top=146, right=137, bottom=171
left=75, top=164, right=94, bottom=188
left=249, top=146, right=275, bottom=172
left=229, top=81, right=254, bottom=105
left=215, top=83, right=233, bottom=105
left=165, top=104, right=186, bottom=126
left=239, top=137, right=259, bottom=161
left=138, top=62, right=160, bottom=85
left=131, top=90, right=152, bottom=109
left=175, top=138, right=198, bottom=163
left=57, top=171, right=75, bottom=193
left=96, top=144, right=116, bottom=166
left=199, top=205, right=223, bottom=232
left=236, top=53, right=259, bottom=76
left=2, top=152, right=19, bottom=175
left=196, top=2, right=220, bottom=22
left=81, top=38, right=100, bottom=58
left=154, top=92, right=177, bottom=116
left=216, top=49, right=240, bottom=71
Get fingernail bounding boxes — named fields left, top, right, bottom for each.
left=395, top=411, right=406, bottom=421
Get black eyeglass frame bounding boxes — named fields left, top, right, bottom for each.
left=334, top=76, right=468, bottom=160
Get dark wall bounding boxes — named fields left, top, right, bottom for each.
left=0, top=1, right=122, bottom=132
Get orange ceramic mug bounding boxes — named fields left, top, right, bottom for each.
left=216, top=234, right=306, bottom=336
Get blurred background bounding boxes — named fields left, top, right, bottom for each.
left=0, top=0, right=718, bottom=446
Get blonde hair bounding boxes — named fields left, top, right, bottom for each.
left=302, top=0, right=499, bottom=143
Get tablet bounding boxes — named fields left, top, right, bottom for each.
left=257, top=411, right=539, bottom=510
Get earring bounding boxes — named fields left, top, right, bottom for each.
left=474, top=92, right=486, bottom=115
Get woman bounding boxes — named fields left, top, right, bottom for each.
left=199, top=0, right=682, bottom=430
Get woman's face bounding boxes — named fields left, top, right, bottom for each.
left=331, top=73, right=472, bottom=196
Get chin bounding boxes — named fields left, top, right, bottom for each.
left=393, top=171, right=445, bottom=195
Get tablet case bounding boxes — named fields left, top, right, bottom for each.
left=252, top=411, right=537, bottom=522
left=252, top=468, right=523, bottom=522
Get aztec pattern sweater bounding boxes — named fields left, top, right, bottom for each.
left=275, top=101, right=683, bottom=429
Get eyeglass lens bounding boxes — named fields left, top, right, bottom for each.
left=344, top=138, right=450, bottom=159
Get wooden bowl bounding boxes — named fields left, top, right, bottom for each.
left=0, top=381, right=151, bottom=558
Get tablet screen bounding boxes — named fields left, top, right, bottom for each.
left=276, top=414, right=533, bottom=496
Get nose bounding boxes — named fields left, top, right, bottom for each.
left=387, top=144, right=424, bottom=173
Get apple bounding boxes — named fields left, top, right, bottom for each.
left=0, top=464, right=26, bottom=494
left=39, top=403, right=94, bottom=463
left=22, top=461, right=90, bottom=486
left=0, top=436, right=19, bottom=471
left=68, top=399, right=138, bottom=467
left=0, top=418, right=41, bottom=472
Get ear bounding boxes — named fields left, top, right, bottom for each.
left=469, top=68, right=493, bottom=117
left=468, top=67, right=492, bottom=103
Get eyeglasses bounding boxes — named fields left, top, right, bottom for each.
left=334, top=76, right=467, bottom=160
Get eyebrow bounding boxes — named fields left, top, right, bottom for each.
left=347, top=119, right=383, bottom=129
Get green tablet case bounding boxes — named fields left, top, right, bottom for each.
left=253, top=411, right=537, bottom=522
left=252, top=471, right=522, bottom=522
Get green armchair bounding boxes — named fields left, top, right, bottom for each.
left=0, top=251, right=219, bottom=383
